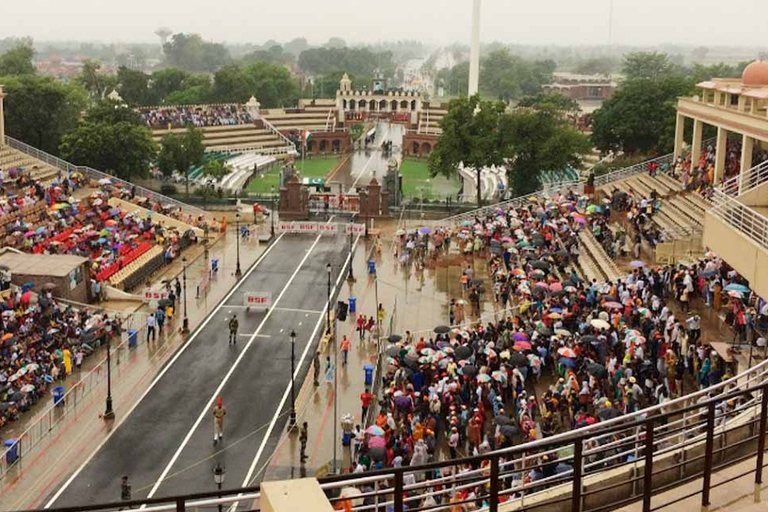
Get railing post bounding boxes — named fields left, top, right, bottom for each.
left=175, top=497, right=185, bottom=512
left=643, top=419, right=655, bottom=512
left=572, top=438, right=584, bottom=512
left=702, top=402, right=717, bottom=510
left=394, top=469, right=404, bottom=512
left=490, top=455, right=500, bottom=512
left=755, top=388, right=768, bottom=502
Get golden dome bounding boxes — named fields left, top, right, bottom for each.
left=742, top=60, right=768, bottom=86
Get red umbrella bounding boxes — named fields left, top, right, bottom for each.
left=604, top=301, right=622, bottom=309
left=549, top=282, right=563, bottom=292
left=513, top=341, right=532, bottom=351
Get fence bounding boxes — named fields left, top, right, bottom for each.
left=0, top=312, right=151, bottom=483
left=38, top=352, right=768, bottom=512
left=3, top=136, right=210, bottom=220
left=720, top=159, right=768, bottom=197
left=710, top=188, right=768, bottom=253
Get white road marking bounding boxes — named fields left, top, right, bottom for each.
left=44, top=233, right=286, bottom=509
left=230, top=233, right=361, bottom=510
left=271, top=307, right=323, bottom=315
left=142, top=228, right=332, bottom=501
left=237, top=334, right=271, bottom=338
left=348, top=122, right=391, bottom=194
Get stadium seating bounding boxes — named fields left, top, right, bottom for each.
left=0, top=145, right=60, bottom=184
left=219, top=153, right=277, bottom=193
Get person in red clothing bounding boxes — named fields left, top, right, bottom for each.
left=340, top=335, right=351, bottom=366
left=360, top=388, right=373, bottom=421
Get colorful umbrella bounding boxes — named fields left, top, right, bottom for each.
left=604, top=301, right=623, bottom=310
left=558, top=347, right=577, bottom=358
left=591, top=319, right=610, bottom=330
left=476, top=373, right=492, bottom=383
left=629, top=260, right=646, bottom=268
left=365, top=425, right=385, bottom=436
left=513, top=341, right=532, bottom=351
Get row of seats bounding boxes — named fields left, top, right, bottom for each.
left=98, top=241, right=152, bottom=282
left=0, top=146, right=60, bottom=183
left=263, top=109, right=334, bottom=132
left=0, top=201, right=46, bottom=229
left=108, top=245, right=164, bottom=289
left=578, top=230, right=624, bottom=283
left=151, top=124, right=287, bottom=152
left=219, top=153, right=276, bottom=193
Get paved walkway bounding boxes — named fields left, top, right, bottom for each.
left=0, top=229, right=266, bottom=510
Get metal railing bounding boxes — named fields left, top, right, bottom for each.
left=720, top=159, right=768, bottom=197
left=592, top=153, right=674, bottom=188
left=3, top=136, right=211, bottom=219
left=710, top=188, right=768, bottom=252
left=259, top=115, right=298, bottom=149
left=39, top=354, right=768, bottom=512
left=0, top=313, right=150, bottom=483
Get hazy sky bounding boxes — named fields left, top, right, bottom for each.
left=3, top=0, right=767, bottom=48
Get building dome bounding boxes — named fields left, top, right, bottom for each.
left=742, top=60, right=768, bottom=86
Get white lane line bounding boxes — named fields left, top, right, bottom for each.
left=44, top=233, right=286, bottom=509
left=237, top=334, right=271, bottom=338
left=142, top=229, right=332, bottom=501
left=348, top=123, right=391, bottom=194
left=231, top=233, right=361, bottom=510
left=271, top=307, right=324, bottom=315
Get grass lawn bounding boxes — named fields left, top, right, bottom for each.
left=399, top=158, right=461, bottom=201
left=245, top=156, right=340, bottom=194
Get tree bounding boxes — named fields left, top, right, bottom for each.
left=298, top=47, right=395, bottom=78
left=325, top=37, right=347, bottom=49
left=84, top=99, right=143, bottom=125
left=429, top=95, right=508, bottom=207
left=480, top=50, right=553, bottom=102
left=59, top=121, right=157, bottom=180
left=212, top=62, right=299, bottom=107
left=283, top=38, right=310, bottom=56
left=0, top=75, right=85, bottom=154
left=499, top=108, right=591, bottom=196
left=437, top=62, right=470, bottom=97
left=163, top=33, right=230, bottom=72
left=574, top=57, right=617, bottom=76
left=241, top=45, right=293, bottom=67
left=76, top=59, right=117, bottom=100
left=591, top=77, right=695, bottom=155
left=0, top=44, right=35, bottom=76
left=202, top=159, right=231, bottom=182
left=116, top=66, right=152, bottom=105
left=157, top=127, right=205, bottom=197
left=622, top=51, right=678, bottom=80
left=149, top=68, right=191, bottom=103
left=517, top=93, right=581, bottom=113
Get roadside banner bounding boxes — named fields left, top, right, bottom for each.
left=277, top=222, right=365, bottom=234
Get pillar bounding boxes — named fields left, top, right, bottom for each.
left=691, top=119, right=703, bottom=169
left=0, top=85, right=6, bottom=144
left=739, top=134, right=755, bottom=194
left=714, top=126, right=727, bottom=185
left=468, top=0, right=481, bottom=97
left=673, top=113, right=685, bottom=161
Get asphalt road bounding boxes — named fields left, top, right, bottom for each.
left=329, top=121, right=405, bottom=194
left=45, top=232, right=351, bottom=507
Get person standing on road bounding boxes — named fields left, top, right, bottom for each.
left=299, top=421, right=308, bottom=463
left=155, top=307, right=165, bottom=333
left=313, top=351, right=321, bottom=386
left=340, top=335, right=351, bottom=366
left=228, top=315, right=239, bottom=345
left=146, top=313, right=156, bottom=342
left=174, top=278, right=182, bottom=303
left=213, top=397, right=226, bottom=444
left=360, top=388, right=373, bottom=421
left=120, top=475, right=131, bottom=509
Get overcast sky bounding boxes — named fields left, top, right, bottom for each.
left=3, top=0, right=767, bottom=48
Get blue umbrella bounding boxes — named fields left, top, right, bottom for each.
left=724, top=283, right=750, bottom=294
left=419, top=227, right=431, bottom=235
left=559, top=356, right=576, bottom=368
left=36, top=226, right=47, bottom=234
left=97, top=237, right=108, bottom=244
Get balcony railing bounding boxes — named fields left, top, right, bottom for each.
left=710, top=188, right=768, bottom=251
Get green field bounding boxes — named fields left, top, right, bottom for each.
left=399, top=158, right=462, bottom=201
left=245, top=156, right=339, bottom=194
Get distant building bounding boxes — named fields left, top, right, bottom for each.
left=542, top=72, right=617, bottom=102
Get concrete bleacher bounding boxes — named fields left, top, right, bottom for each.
left=417, top=104, right=447, bottom=135
left=578, top=230, right=623, bottom=283
left=108, top=197, right=204, bottom=237
left=219, top=153, right=276, bottom=193
left=151, top=123, right=287, bottom=153
left=0, top=145, right=60, bottom=183
left=262, top=107, right=335, bottom=133
left=108, top=245, right=164, bottom=290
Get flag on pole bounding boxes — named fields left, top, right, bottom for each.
left=302, top=129, right=312, bottom=148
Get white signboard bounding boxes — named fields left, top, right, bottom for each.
left=276, top=222, right=365, bottom=234
left=143, top=289, right=170, bottom=303
left=244, top=292, right=272, bottom=310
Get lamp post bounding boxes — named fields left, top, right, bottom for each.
left=182, top=256, right=189, bottom=334
left=235, top=213, right=242, bottom=277
left=271, top=185, right=276, bottom=238
left=103, top=331, right=114, bottom=420
left=213, top=463, right=226, bottom=512
left=347, top=232, right=355, bottom=282
left=288, top=329, right=297, bottom=430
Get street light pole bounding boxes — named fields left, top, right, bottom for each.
left=182, top=256, right=189, bottom=334
left=271, top=185, right=276, bottom=238
left=347, top=232, right=355, bottom=282
left=288, top=329, right=297, bottom=431
left=235, top=213, right=242, bottom=277
left=213, top=463, right=226, bottom=512
left=103, top=332, right=114, bottom=420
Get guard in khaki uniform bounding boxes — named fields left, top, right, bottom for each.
left=213, top=397, right=226, bottom=444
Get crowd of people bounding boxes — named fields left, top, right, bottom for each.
left=0, top=286, right=120, bottom=432
left=140, top=104, right=254, bottom=129
left=344, top=181, right=763, bottom=508
left=673, top=141, right=768, bottom=192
